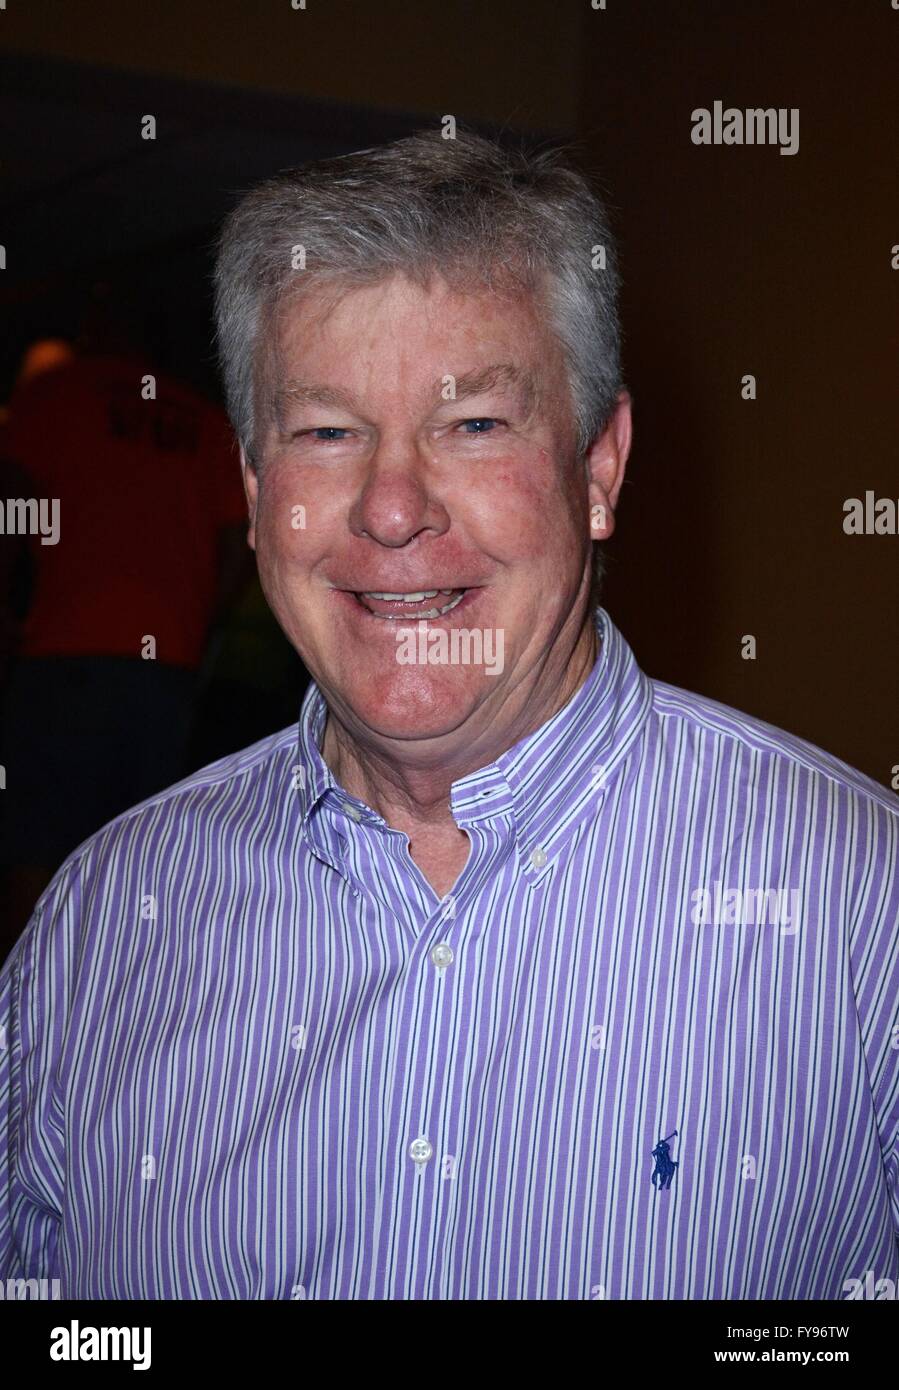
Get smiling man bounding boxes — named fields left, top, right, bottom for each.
left=1, top=131, right=897, bottom=1301
left=242, top=260, right=622, bottom=897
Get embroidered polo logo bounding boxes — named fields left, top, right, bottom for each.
left=650, top=1130, right=679, bottom=1191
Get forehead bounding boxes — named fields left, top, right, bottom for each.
left=267, top=271, right=566, bottom=395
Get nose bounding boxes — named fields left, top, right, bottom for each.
left=348, top=439, right=449, bottom=548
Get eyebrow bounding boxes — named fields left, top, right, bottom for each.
left=273, top=381, right=360, bottom=423
left=443, top=363, right=538, bottom=410
left=272, top=362, right=538, bottom=431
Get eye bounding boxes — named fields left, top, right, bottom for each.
left=310, top=427, right=350, bottom=441
left=458, top=418, right=501, bottom=434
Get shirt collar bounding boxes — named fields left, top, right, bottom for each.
left=295, top=606, right=653, bottom=860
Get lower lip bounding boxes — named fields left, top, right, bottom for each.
left=334, top=587, right=483, bottom=625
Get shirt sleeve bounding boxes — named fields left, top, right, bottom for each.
left=0, top=871, right=76, bottom=1281
left=847, top=793, right=899, bottom=1241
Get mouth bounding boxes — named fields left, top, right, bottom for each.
left=339, top=587, right=478, bottom=620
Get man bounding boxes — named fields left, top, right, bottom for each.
left=1, top=130, right=896, bottom=1300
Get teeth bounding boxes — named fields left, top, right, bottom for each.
left=357, top=588, right=468, bottom=619
left=415, top=591, right=466, bottom=619
left=362, top=590, right=439, bottom=601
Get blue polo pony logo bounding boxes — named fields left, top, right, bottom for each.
left=651, top=1130, right=679, bottom=1191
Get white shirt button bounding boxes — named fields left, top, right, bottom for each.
left=530, top=847, right=548, bottom=870
left=409, top=1137, right=433, bottom=1164
left=344, top=803, right=362, bottom=821
left=430, top=942, right=454, bottom=970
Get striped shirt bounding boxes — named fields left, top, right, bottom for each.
left=1, top=607, right=897, bottom=1299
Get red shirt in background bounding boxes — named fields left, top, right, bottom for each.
left=4, top=354, right=248, bottom=670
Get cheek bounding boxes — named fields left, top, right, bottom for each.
left=254, top=502, right=300, bottom=576
left=464, top=455, right=579, bottom=561
left=254, top=468, right=329, bottom=567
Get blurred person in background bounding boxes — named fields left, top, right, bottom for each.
left=186, top=573, right=309, bottom=770
left=0, top=341, right=75, bottom=687
left=0, top=286, right=252, bottom=949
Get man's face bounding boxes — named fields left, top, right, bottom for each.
left=244, top=272, right=625, bottom=749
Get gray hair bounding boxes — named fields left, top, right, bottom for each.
left=213, top=128, right=623, bottom=467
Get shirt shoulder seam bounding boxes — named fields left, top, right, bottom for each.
left=32, top=725, right=300, bottom=899
left=650, top=681, right=899, bottom=820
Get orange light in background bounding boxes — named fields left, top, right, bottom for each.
left=16, top=338, right=75, bottom=385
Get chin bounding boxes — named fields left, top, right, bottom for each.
left=340, top=665, right=490, bottom=742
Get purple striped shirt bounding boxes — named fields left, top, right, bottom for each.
left=1, top=608, right=897, bottom=1298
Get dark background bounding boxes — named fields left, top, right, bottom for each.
left=0, top=0, right=895, bottom=804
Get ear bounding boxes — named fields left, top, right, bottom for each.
left=586, top=389, right=632, bottom=541
left=240, top=444, right=259, bottom=552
